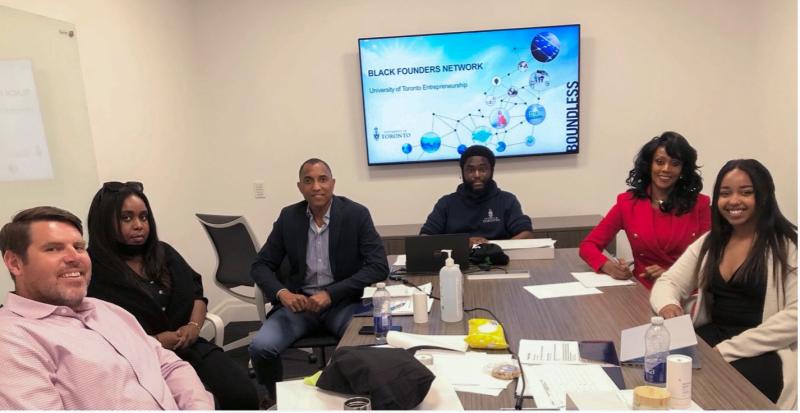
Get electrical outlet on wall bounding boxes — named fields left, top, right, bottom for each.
left=253, top=181, right=265, bottom=199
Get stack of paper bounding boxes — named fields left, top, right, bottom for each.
left=489, top=238, right=556, bottom=260
left=523, top=282, right=602, bottom=299
left=466, top=271, right=530, bottom=281
left=516, top=364, right=619, bottom=408
left=571, top=271, right=636, bottom=288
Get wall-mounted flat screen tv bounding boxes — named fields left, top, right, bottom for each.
left=359, top=24, right=580, bottom=165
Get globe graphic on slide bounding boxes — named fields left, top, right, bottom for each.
left=525, top=104, right=546, bottom=125
left=496, top=141, right=507, bottom=152
left=472, top=126, right=492, bottom=143
left=420, top=132, right=441, bottom=153
left=489, top=109, right=510, bottom=129
left=401, top=143, right=412, bottom=154
left=531, top=32, right=560, bottom=63
left=457, top=144, right=468, bottom=154
left=529, top=70, right=550, bottom=91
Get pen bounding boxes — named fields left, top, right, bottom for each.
left=389, top=302, right=406, bottom=311
left=615, top=257, right=635, bottom=268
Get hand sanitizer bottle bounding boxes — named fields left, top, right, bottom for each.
left=439, top=249, right=463, bottom=322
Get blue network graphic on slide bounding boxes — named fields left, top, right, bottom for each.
left=360, top=25, right=580, bottom=164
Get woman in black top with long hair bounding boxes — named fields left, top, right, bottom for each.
left=652, top=160, right=797, bottom=407
left=86, top=181, right=258, bottom=410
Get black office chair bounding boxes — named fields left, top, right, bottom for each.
left=197, top=213, right=338, bottom=367
left=196, top=213, right=268, bottom=351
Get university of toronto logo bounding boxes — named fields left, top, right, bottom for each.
left=482, top=208, right=500, bottom=224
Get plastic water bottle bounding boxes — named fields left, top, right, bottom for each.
left=439, top=249, right=464, bottom=322
left=372, top=282, right=392, bottom=344
left=644, top=316, right=670, bottom=386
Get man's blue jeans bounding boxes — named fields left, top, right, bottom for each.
left=248, top=300, right=361, bottom=398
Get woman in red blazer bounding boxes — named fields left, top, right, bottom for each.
left=579, top=132, right=711, bottom=289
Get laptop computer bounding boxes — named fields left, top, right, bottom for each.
left=404, top=233, right=470, bottom=273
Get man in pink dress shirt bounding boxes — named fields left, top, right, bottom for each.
left=0, top=206, right=214, bottom=410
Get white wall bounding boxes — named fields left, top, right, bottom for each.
left=0, top=0, right=796, bottom=319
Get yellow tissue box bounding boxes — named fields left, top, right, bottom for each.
left=465, top=318, right=509, bottom=349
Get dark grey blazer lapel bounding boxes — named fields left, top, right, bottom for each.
left=295, top=203, right=310, bottom=282
left=327, top=196, right=343, bottom=275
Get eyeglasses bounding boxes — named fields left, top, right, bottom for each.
left=102, top=181, right=144, bottom=193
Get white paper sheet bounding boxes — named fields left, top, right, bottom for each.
left=571, top=271, right=636, bottom=288
left=515, top=364, right=619, bottom=408
left=518, top=340, right=580, bottom=364
left=619, top=314, right=697, bottom=362
left=386, top=331, right=469, bottom=352
left=276, top=374, right=464, bottom=410
left=490, top=238, right=556, bottom=249
left=523, top=282, right=602, bottom=299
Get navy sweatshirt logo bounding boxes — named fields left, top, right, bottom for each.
left=482, top=208, right=501, bottom=224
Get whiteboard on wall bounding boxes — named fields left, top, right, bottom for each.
left=0, top=59, right=54, bottom=181
left=0, top=6, right=99, bottom=303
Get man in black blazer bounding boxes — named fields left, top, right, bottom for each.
left=249, top=158, right=388, bottom=404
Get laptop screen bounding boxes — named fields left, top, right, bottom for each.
left=404, top=234, right=470, bottom=273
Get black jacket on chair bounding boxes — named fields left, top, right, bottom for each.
left=251, top=196, right=389, bottom=306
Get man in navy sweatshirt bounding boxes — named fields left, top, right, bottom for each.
left=420, top=145, right=534, bottom=245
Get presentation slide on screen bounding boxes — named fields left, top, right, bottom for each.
left=360, top=25, right=580, bottom=165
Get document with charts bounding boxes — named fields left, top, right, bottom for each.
left=518, top=340, right=580, bottom=364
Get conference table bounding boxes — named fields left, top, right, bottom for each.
left=338, top=248, right=777, bottom=410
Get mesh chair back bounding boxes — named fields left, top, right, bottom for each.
left=196, top=214, right=260, bottom=288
